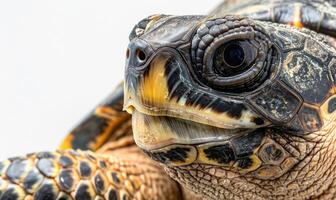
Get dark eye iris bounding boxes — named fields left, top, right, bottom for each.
left=223, top=43, right=245, bottom=68
left=213, top=40, right=254, bottom=77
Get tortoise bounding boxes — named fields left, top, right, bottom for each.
left=1, top=0, right=336, bottom=199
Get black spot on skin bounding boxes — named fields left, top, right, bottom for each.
left=99, top=161, right=107, bottom=169
left=75, top=184, right=92, bottom=200
left=23, top=170, right=43, bottom=192
left=210, top=99, right=247, bottom=119
left=252, top=117, right=265, bottom=126
left=265, top=144, right=283, bottom=162
left=108, top=188, right=118, bottom=200
left=237, top=158, right=253, bottom=169
left=122, top=194, right=129, bottom=200
left=232, top=129, right=265, bottom=158
left=171, top=83, right=189, bottom=102
left=37, top=159, right=56, bottom=177
left=59, top=156, right=73, bottom=168
left=111, top=172, right=120, bottom=184
left=70, top=115, right=109, bottom=150
left=94, top=173, right=105, bottom=194
left=6, top=159, right=28, bottom=182
left=328, top=98, right=336, bottom=113
left=184, top=92, right=202, bottom=107
left=185, top=93, right=214, bottom=110
left=0, top=188, right=18, bottom=200
left=79, top=161, right=92, bottom=177
left=145, top=148, right=190, bottom=164
left=58, top=169, right=75, bottom=192
left=203, top=143, right=235, bottom=164
left=34, top=183, right=57, bottom=200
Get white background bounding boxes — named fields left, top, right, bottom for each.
left=0, top=0, right=220, bottom=159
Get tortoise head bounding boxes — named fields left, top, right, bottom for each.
left=124, top=15, right=336, bottom=199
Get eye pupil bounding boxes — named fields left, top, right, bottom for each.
left=223, top=43, right=245, bottom=68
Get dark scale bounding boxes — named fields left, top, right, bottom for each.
left=203, top=143, right=235, bottom=164
left=299, top=105, right=323, bottom=132
left=237, top=158, right=253, bottom=169
left=70, top=115, right=109, bottom=150
left=122, top=194, right=130, bottom=200
left=286, top=116, right=305, bottom=134
left=79, top=161, right=92, bottom=178
left=107, top=188, right=118, bottom=200
left=59, top=156, right=74, bottom=168
left=0, top=188, right=19, bottom=200
left=98, top=160, right=107, bottom=169
left=231, top=130, right=265, bottom=158
left=34, top=182, right=58, bottom=200
left=6, top=159, right=29, bottom=183
left=58, top=169, right=76, bottom=192
left=249, top=81, right=302, bottom=122
left=111, top=172, right=120, bottom=184
left=23, top=169, right=44, bottom=193
left=265, top=145, right=283, bottom=161
left=271, top=29, right=305, bottom=52
left=328, top=97, right=336, bottom=113
left=74, top=183, right=93, bottom=200
left=304, top=39, right=331, bottom=63
left=281, top=53, right=333, bottom=104
left=93, top=172, right=106, bottom=195
left=37, top=158, right=57, bottom=178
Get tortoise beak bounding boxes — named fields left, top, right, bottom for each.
left=123, top=47, right=269, bottom=130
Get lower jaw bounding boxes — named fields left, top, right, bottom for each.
left=132, top=110, right=266, bottom=171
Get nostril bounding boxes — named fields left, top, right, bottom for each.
left=126, top=49, right=130, bottom=59
left=136, top=49, right=147, bottom=62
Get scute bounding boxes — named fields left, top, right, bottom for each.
left=249, top=81, right=302, bottom=123
left=298, top=104, right=323, bottom=132
left=281, top=52, right=333, bottom=104
left=271, top=29, right=305, bottom=51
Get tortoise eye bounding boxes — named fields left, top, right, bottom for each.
left=221, top=42, right=245, bottom=67
left=213, top=40, right=257, bottom=77
left=191, top=17, right=275, bottom=92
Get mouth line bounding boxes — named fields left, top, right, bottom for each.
left=132, top=109, right=257, bottom=151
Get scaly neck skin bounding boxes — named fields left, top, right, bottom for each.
left=164, top=113, right=336, bottom=200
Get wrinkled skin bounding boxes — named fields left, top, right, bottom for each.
left=0, top=1, right=336, bottom=200
left=124, top=6, right=336, bottom=200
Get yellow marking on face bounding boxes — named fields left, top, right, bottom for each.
left=292, top=3, right=303, bottom=28
left=58, top=134, right=75, bottom=150
left=140, top=56, right=170, bottom=105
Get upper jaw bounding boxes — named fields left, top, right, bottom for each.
left=123, top=50, right=270, bottom=131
